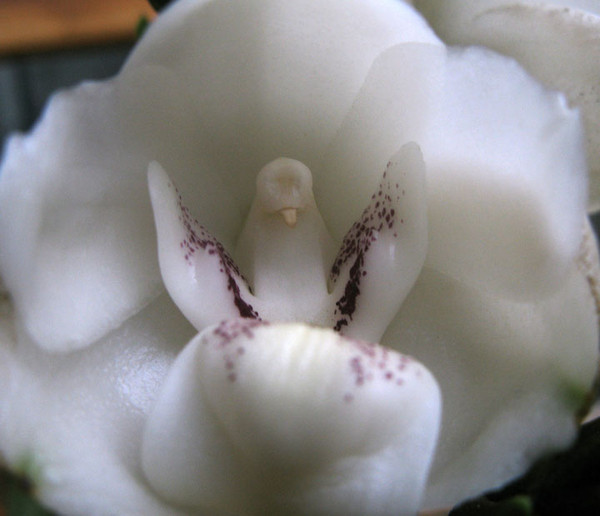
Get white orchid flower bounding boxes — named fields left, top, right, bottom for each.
left=0, top=0, right=598, bottom=515
left=412, top=0, right=600, bottom=210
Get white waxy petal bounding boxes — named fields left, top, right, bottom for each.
left=142, top=320, right=441, bottom=516
left=383, top=256, right=599, bottom=509
left=421, top=46, right=587, bottom=299
left=126, top=0, right=440, bottom=176
left=414, top=0, right=600, bottom=210
left=329, top=143, right=428, bottom=342
left=0, top=293, right=196, bottom=516
left=148, top=162, right=260, bottom=331
left=318, top=42, right=444, bottom=239
left=0, top=83, right=162, bottom=352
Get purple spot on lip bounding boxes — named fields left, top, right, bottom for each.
left=350, top=356, right=365, bottom=386
left=213, top=319, right=268, bottom=346
left=211, top=320, right=269, bottom=382
left=345, top=338, right=410, bottom=394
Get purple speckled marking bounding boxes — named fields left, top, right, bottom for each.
left=350, top=356, right=366, bottom=386
left=342, top=337, right=416, bottom=402
left=330, top=162, right=404, bottom=332
left=172, top=183, right=260, bottom=320
left=213, top=319, right=267, bottom=345
left=211, top=319, right=269, bottom=382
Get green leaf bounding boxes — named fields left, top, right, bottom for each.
left=136, top=15, right=151, bottom=39
left=0, top=468, right=55, bottom=516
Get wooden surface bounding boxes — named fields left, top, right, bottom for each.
left=0, top=0, right=156, bottom=56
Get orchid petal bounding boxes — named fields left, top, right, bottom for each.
left=319, top=43, right=444, bottom=239
left=148, top=162, right=260, bottom=331
left=421, top=46, right=587, bottom=299
left=329, top=143, right=428, bottom=342
left=0, top=83, right=162, bottom=352
left=0, top=1, right=597, bottom=515
left=414, top=0, right=600, bottom=210
left=383, top=243, right=599, bottom=508
left=0, top=293, right=196, bottom=516
left=124, top=0, right=442, bottom=226
left=142, top=320, right=441, bottom=516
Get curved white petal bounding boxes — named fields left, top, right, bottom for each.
left=125, top=0, right=442, bottom=238
left=0, top=82, right=162, bottom=351
left=414, top=0, right=600, bottom=210
left=0, top=0, right=440, bottom=351
left=0, top=293, right=196, bottom=516
left=149, top=162, right=260, bottom=330
left=383, top=248, right=599, bottom=508
left=142, top=320, right=441, bottom=516
left=319, top=42, right=444, bottom=238
left=421, top=46, right=587, bottom=299
left=329, top=143, right=428, bottom=342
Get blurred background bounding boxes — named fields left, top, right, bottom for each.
left=0, top=0, right=155, bottom=143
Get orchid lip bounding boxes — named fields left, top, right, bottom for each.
left=141, top=318, right=442, bottom=516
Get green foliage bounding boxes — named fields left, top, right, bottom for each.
left=136, top=15, right=152, bottom=39
left=0, top=469, right=55, bottom=516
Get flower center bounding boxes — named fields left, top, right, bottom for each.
left=149, top=143, right=427, bottom=341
